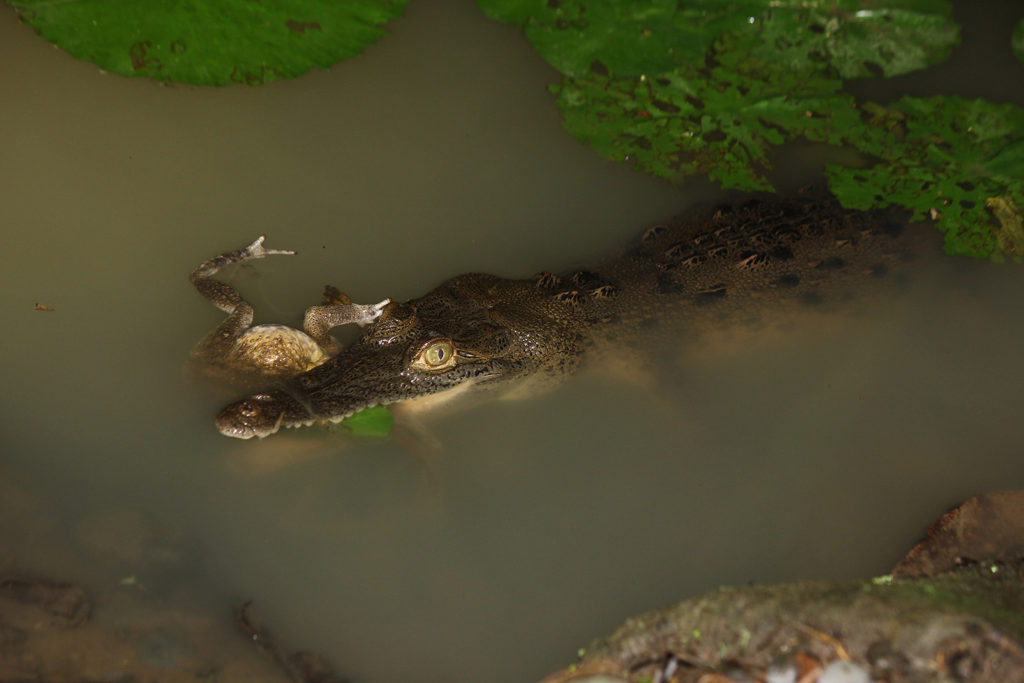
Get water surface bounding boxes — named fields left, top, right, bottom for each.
left=1, top=1, right=1023, bottom=681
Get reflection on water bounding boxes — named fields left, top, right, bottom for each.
left=1, top=1, right=1023, bottom=681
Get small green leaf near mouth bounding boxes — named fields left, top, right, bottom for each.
left=342, top=405, right=394, bottom=437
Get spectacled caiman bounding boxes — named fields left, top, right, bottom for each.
left=191, top=194, right=931, bottom=439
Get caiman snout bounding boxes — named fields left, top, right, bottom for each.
left=215, top=391, right=308, bottom=439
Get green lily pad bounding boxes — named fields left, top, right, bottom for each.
left=478, top=0, right=757, bottom=78
left=826, top=97, right=1024, bottom=261
left=11, top=0, right=410, bottom=86
left=542, top=0, right=960, bottom=190
left=516, top=1, right=1023, bottom=260
left=556, top=64, right=856, bottom=191
left=1014, top=18, right=1024, bottom=68
left=553, top=14, right=890, bottom=193
left=748, top=1, right=959, bottom=79
left=478, top=0, right=959, bottom=79
left=342, top=405, right=394, bottom=438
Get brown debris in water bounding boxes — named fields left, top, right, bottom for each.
left=0, top=577, right=90, bottom=630
left=237, top=600, right=348, bottom=683
left=893, top=489, right=1024, bottom=579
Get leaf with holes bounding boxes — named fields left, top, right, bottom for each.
left=554, top=51, right=860, bottom=191
left=826, top=97, right=1024, bottom=261
left=747, top=0, right=959, bottom=79
left=476, top=0, right=758, bottom=78
left=11, top=0, right=410, bottom=86
left=543, top=0, right=959, bottom=191
left=478, top=0, right=959, bottom=79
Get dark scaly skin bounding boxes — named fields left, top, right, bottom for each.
left=214, top=195, right=932, bottom=438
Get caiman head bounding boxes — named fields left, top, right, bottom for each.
left=215, top=273, right=576, bottom=438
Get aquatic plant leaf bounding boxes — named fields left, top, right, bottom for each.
left=554, top=51, right=858, bottom=191
left=826, top=97, right=1024, bottom=260
left=476, top=0, right=757, bottom=78
left=478, top=0, right=958, bottom=79
left=10, top=0, right=410, bottom=86
left=532, top=0, right=959, bottom=191
left=342, top=405, right=394, bottom=437
left=1014, top=19, right=1024, bottom=67
left=749, top=1, right=959, bottom=79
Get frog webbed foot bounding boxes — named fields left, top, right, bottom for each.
left=302, top=297, right=393, bottom=353
left=244, top=235, right=296, bottom=260
left=321, top=285, right=351, bottom=306
left=190, top=235, right=297, bottom=317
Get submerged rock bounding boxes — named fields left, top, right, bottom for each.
left=543, top=562, right=1024, bottom=681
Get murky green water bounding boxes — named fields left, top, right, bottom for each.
left=2, top=1, right=1023, bottom=681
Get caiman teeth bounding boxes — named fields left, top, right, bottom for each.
left=321, top=400, right=395, bottom=425
left=326, top=403, right=376, bottom=424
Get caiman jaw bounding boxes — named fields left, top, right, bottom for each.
left=215, top=391, right=313, bottom=439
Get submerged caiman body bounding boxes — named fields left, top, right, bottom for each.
left=215, top=195, right=929, bottom=438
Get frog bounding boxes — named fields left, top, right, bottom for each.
left=189, top=235, right=390, bottom=383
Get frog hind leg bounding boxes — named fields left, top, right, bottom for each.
left=190, top=235, right=295, bottom=352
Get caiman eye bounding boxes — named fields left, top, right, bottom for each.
left=414, top=339, right=456, bottom=370
left=423, top=340, right=453, bottom=366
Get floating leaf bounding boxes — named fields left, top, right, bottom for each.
left=508, top=1, right=1024, bottom=259
left=747, top=1, right=959, bottom=79
left=554, top=46, right=858, bottom=191
left=484, top=0, right=990, bottom=252
left=826, top=97, right=1024, bottom=260
left=11, top=0, right=410, bottom=86
left=477, top=0, right=757, bottom=78
left=478, top=0, right=959, bottom=79
left=341, top=405, right=394, bottom=438
left=540, top=1, right=959, bottom=191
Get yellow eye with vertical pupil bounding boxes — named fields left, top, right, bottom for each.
left=416, top=339, right=455, bottom=369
